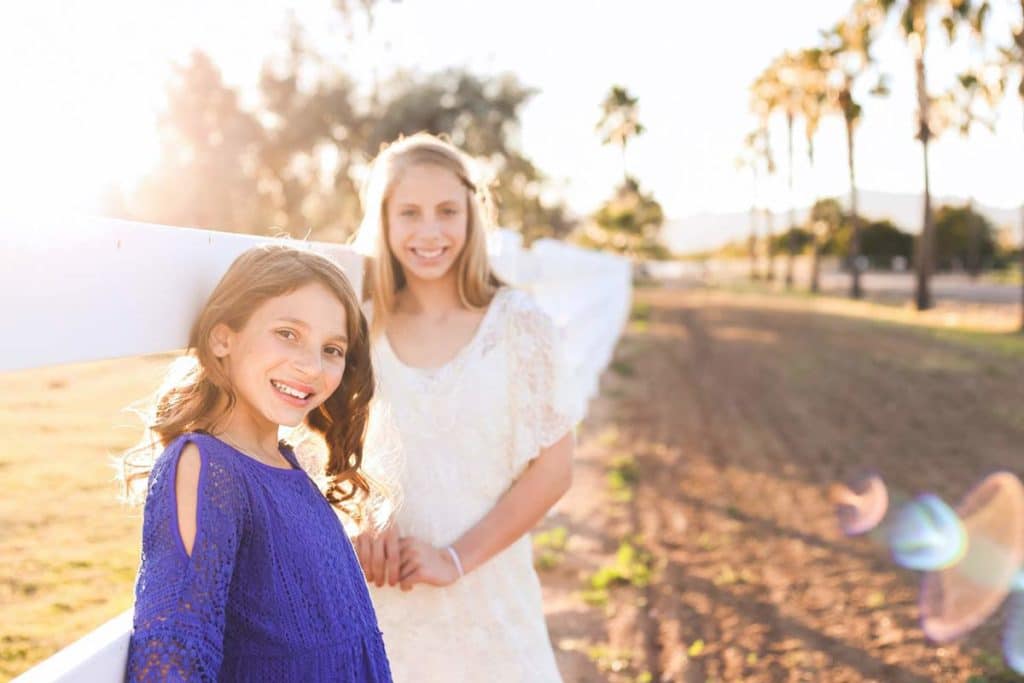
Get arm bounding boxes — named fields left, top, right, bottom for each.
left=398, top=432, right=573, bottom=589
left=126, top=439, right=245, bottom=682
left=395, top=293, right=578, bottom=588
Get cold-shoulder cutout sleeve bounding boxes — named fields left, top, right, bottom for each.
left=506, top=290, right=578, bottom=476
left=126, top=434, right=250, bottom=682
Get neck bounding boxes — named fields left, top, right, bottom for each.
left=212, top=399, right=281, bottom=459
left=398, top=271, right=463, bottom=316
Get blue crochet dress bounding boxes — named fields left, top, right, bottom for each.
left=126, top=432, right=392, bottom=682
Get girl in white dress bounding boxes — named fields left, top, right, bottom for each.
left=350, top=132, right=577, bottom=682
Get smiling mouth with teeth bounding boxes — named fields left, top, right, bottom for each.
left=411, top=246, right=447, bottom=258
left=271, top=380, right=311, bottom=400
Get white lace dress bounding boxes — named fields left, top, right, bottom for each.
left=362, top=287, right=577, bottom=682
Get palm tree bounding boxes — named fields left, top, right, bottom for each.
left=735, top=145, right=760, bottom=280
left=596, top=85, right=645, bottom=183
left=750, top=69, right=783, bottom=281
left=738, top=125, right=772, bottom=280
left=754, top=55, right=805, bottom=288
left=794, top=48, right=830, bottom=292
left=823, top=2, right=888, bottom=299
left=871, top=0, right=980, bottom=310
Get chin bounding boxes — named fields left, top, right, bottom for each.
left=264, top=406, right=312, bottom=429
left=404, top=260, right=458, bottom=281
left=277, top=414, right=307, bottom=428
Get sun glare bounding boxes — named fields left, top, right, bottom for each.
left=0, top=4, right=192, bottom=226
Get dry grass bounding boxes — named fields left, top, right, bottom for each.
left=0, top=354, right=172, bottom=680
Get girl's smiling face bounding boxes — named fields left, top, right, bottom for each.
left=210, top=282, right=349, bottom=429
left=386, top=163, right=469, bottom=284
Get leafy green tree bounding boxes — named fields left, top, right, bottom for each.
left=808, top=197, right=844, bottom=292
left=934, top=69, right=1001, bottom=276
left=596, top=86, right=645, bottom=183
left=132, top=52, right=268, bottom=233
left=968, top=0, right=1024, bottom=327
left=256, top=20, right=363, bottom=239
left=860, top=220, right=915, bottom=266
left=934, top=203, right=997, bottom=271
left=130, top=45, right=571, bottom=243
left=581, top=177, right=667, bottom=258
left=362, top=69, right=574, bottom=243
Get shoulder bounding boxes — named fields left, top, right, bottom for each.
left=497, top=287, right=556, bottom=334
left=154, top=432, right=234, bottom=472
left=496, top=286, right=546, bottom=322
left=150, top=433, right=249, bottom=507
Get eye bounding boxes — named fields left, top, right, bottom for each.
left=441, top=207, right=458, bottom=216
left=400, top=208, right=419, bottom=217
left=276, top=328, right=297, bottom=341
left=324, top=345, right=347, bottom=359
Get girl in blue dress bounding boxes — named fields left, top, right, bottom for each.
left=121, top=245, right=392, bottom=682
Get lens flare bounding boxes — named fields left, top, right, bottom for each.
left=920, top=472, right=1024, bottom=643
left=887, top=494, right=967, bottom=572
left=829, top=474, right=888, bottom=536
left=1004, top=585, right=1024, bottom=675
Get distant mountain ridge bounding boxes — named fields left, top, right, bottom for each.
left=662, top=190, right=1022, bottom=255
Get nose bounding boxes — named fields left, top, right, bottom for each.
left=418, top=220, right=443, bottom=239
left=291, top=343, right=322, bottom=378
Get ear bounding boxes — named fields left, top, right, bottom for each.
left=208, top=323, right=233, bottom=358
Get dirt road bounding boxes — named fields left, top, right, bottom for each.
left=542, top=287, right=1024, bottom=682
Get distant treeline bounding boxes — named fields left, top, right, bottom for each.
left=710, top=199, right=1019, bottom=274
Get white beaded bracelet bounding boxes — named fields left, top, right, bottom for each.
left=445, top=545, right=465, bottom=579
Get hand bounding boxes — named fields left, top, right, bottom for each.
left=398, top=537, right=461, bottom=591
left=353, top=520, right=401, bottom=588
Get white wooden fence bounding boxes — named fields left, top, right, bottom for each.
left=6, top=217, right=631, bottom=681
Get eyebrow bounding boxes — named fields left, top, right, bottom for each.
left=396, top=199, right=461, bottom=207
left=276, top=317, right=348, bottom=343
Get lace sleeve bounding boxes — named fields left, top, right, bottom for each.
left=507, top=291, right=578, bottom=476
left=126, top=435, right=249, bottom=682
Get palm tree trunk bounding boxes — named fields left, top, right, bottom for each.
left=765, top=208, right=776, bottom=282
left=846, top=112, right=863, bottom=299
left=621, top=142, right=628, bottom=184
left=1018, top=9, right=1024, bottom=330
left=966, top=196, right=981, bottom=279
left=750, top=167, right=760, bottom=280
left=810, top=238, right=821, bottom=293
left=1015, top=198, right=1024, bottom=335
left=749, top=218, right=759, bottom=280
left=807, top=143, right=820, bottom=294
left=785, top=112, right=796, bottom=289
left=915, top=139, right=935, bottom=310
left=913, top=50, right=934, bottom=311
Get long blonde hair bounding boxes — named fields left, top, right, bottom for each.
left=352, top=133, right=502, bottom=333
left=120, top=244, right=375, bottom=522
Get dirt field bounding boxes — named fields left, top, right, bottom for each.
left=3, top=286, right=1024, bottom=681
left=541, top=286, right=1024, bottom=682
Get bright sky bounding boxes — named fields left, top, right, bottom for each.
left=1, top=1, right=1021, bottom=227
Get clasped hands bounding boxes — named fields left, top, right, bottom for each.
left=353, top=522, right=461, bottom=591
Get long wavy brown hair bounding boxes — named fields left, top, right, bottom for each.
left=120, top=244, right=375, bottom=521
